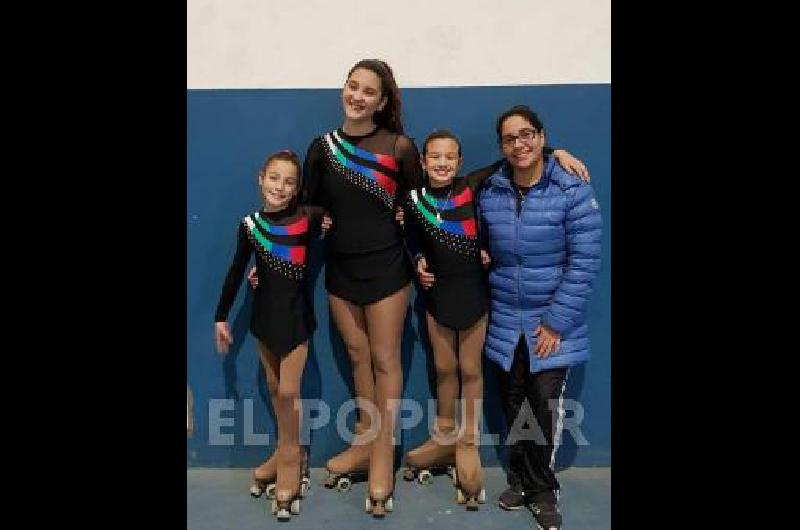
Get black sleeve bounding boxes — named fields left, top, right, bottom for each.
left=394, top=135, right=424, bottom=198
left=544, top=145, right=555, bottom=156
left=302, top=205, right=327, bottom=234
left=214, top=222, right=253, bottom=322
left=301, top=138, right=328, bottom=208
left=401, top=192, right=425, bottom=267
left=465, top=159, right=505, bottom=192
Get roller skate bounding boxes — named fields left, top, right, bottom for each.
left=324, top=421, right=372, bottom=492
left=250, top=451, right=277, bottom=499
left=402, top=417, right=456, bottom=485
left=453, top=430, right=485, bottom=510
left=271, top=446, right=306, bottom=521
left=252, top=448, right=309, bottom=500
left=299, top=449, right=311, bottom=497
left=365, top=430, right=395, bottom=518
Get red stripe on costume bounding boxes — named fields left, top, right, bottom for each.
left=290, top=246, right=306, bottom=264
left=376, top=154, right=398, bottom=171
left=284, top=216, right=309, bottom=235
left=452, top=186, right=473, bottom=207
left=373, top=170, right=398, bottom=195
left=462, top=217, right=477, bottom=237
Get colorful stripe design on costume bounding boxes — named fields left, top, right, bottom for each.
left=253, top=213, right=309, bottom=236
left=409, top=188, right=480, bottom=259
left=415, top=188, right=477, bottom=237
left=322, top=131, right=399, bottom=209
left=243, top=212, right=310, bottom=280
left=332, top=130, right=399, bottom=171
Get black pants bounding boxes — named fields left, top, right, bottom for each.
left=497, top=336, right=569, bottom=502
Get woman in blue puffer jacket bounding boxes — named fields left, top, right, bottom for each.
left=477, top=105, right=602, bottom=530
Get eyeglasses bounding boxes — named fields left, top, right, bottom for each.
left=500, top=128, right=539, bottom=148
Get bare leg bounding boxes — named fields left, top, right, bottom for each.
left=326, top=294, right=376, bottom=480
left=274, top=342, right=309, bottom=518
left=328, top=294, right=376, bottom=430
left=455, top=315, right=488, bottom=509
left=404, top=313, right=458, bottom=477
left=251, top=341, right=281, bottom=493
left=364, top=284, right=410, bottom=515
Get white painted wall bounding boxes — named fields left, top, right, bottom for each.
left=188, top=0, right=610, bottom=88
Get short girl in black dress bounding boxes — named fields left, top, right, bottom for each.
left=214, top=150, right=327, bottom=520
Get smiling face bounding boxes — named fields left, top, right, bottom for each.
left=258, top=159, right=299, bottom=211
left=422, top=137, right=463, bottom=188
left=341, top=67, right=387, bottom=124
left=499, top=114, right=546, bottom=171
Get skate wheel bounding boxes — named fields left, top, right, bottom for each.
left=249, top=484, right=263, bottom=497
left=418, top=469, right=433, bottom=485
left=451, top=468, right=458, bottom=485
left=385, top=496, right=394, bottom=512
left=478, top=488, right=486, bottom=503
left=300, top=478, right=310, bottom=497
left=446, top=466, right=455, bottom=479
left=336, top=476, right=351, bottom=492
left=402, top=468, right=415, bottom=481
left=323, top=473, right=337, bottom=488
left=365, top=496, right=372, bottom=513
left=466, top=497, right=479, bottom=511
left=290, top=498, right=301, bottom=515
left=265, top=483, right=276, bottom=500
left=276, top=507, right=290, bottom=521
left=456, top=488, right=466, bottom=504
left=271, top=500, right=278, bottom=515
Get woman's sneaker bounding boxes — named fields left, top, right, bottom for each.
left=498, top=484, right=528, bottom=510
left=530, top=500, right=562, bottom=530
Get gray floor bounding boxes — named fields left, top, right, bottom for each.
left=188, top=466, right=610, bottom=529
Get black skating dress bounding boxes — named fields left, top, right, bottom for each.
left=214, top=205, right=325, bottom=357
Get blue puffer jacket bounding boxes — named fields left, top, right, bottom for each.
left=477, top=156, right=602, bottom=373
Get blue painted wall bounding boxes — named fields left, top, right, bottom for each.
left=187, top=84, right=610, bottom=468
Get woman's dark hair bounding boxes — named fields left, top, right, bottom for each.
left=422, top=129, right=462, bottom=157
left=495, top=105, right=545, bottom=144
left=347, top=59, right=404, bottom=134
